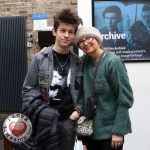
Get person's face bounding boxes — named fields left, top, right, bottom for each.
left=104, top=13, right=119, bottom=31
left=142, top=10, right=150, bottom=28
left=52, top=22, right=75, bottom=47
left=78, top=36, right=100, bottom=55
left=51, top=71, right=63, bottom=86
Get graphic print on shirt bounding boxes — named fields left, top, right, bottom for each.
left=49, top=68, right=71, bottom=104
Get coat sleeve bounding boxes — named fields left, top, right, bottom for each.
left=22, top=54, right=39, bottom=95
left=75, top=85, right=84, bottom=115
left=21, top=54, right=43, bottom=111
left=107, top=55, right=134, bottom=135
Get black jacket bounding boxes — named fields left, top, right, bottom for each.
left=12, top=89, right=60, bottom=150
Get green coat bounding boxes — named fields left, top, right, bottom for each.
left=81, top=51, right=134, bottom=140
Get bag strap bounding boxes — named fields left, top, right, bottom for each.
left=91, top=50, right=106, bottom=98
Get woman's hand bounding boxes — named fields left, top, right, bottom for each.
left=39, top=47, right=47, bottom=53
left=111, top=134, right=123, bottom=149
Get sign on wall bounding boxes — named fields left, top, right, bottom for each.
left=32, top=14, right=48, bottom=31
left=92, top=1, right=150, bottom=61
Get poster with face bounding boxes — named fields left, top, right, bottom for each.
left=92, top=1, right=150, bottom=61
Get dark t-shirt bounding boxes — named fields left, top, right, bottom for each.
left=49, top=50, right=74, bottom=120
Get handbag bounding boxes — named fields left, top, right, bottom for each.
left=75, top=116, right=93, bottom=136
left=75, top=50, right=106, bottom=136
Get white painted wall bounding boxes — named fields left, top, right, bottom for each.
left=78, top=0, right=150, bottom=150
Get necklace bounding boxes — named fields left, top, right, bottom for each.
left=53, top=50, right=69, bottom=70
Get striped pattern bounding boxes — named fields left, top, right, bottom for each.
left=0, top=16, right=27, bottom=110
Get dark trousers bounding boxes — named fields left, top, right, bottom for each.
left=83, top=137, right=123, bottom=150
left=58, top=118, right=76, bottom=150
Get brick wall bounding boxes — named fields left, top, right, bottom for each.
left=0, top=0, right=77, bottom=64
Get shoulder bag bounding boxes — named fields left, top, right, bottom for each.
left=75, top=50, right=106, bottom=136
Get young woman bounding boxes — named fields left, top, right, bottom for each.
left=73, top=26, right=134, bottom=150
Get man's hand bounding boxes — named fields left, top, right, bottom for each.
left=111, top=134, right=123, bottom=149
left=69, top=111, right=79, bottom=120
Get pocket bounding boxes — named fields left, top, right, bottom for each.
left=95, top=78, right=109, bottom=95
left=38, top=71, right=49, bottom=88
left=69, top=117, right=76, bottom=122
left=68, top=118, right=76, bottom=129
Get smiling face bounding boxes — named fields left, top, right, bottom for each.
left=52, top=22, right=75, bottom=48
left=78, top=36, right=100, bottom=55
left=104, top=13, right=119, bottom=32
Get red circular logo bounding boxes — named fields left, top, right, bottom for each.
left=3, top=113, right=32, bottom=143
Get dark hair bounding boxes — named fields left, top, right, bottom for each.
left=53, top=8, right=83, bottom=33
left=142, top=5, right=150, bottom=12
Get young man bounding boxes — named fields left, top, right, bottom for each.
left=22, top=8, right=83, bottom=150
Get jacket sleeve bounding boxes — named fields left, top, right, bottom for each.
left=107, top=55, right=134, bottom=135
left=73, top=55, right=84, bottom=115
left=75, top=85, right=84, bottom=115
left=21, top=54, right=44, bottom=111
left=22, top=54, right=39, bottom=95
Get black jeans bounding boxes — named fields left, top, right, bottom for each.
left=58, top=118, right=76, bottom=150
left=83, top=137, right=123, bottom=150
